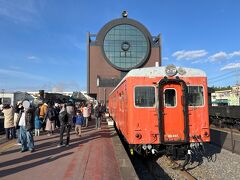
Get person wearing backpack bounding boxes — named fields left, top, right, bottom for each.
left=44, top=103, right=56, bottom=136
left=57, top=103, right=71, bottom=147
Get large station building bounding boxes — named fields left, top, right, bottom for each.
left=87, top=11, right=162, bottom=103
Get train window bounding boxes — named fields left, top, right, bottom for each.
left=135, top=86, right=155, bottom=107
left=188, top=86, right=204, bottom=106
left=164, top=89, right=176, bottom=107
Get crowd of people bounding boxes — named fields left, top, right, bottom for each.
left=0, top=100, right=107, bottom=153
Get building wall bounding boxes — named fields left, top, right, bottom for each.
left=211, top=89, right=240, bottom=106
left=89, top=46, right=161, bottom=99
left=88, top=16, right=161, bottom=103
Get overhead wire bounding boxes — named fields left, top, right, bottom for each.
left=208, top=69, right=240, bottom=85
left=208, top=70, right=237, bottom=81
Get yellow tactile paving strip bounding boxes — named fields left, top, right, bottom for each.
left=0, top=140, right=15, bottom=154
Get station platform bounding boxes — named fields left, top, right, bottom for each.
left=0, top=118, right=137, bottom=180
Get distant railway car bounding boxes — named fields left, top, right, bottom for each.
left=209, top=106, right=240, bottom=130
left=108, top=65, right=210, bottom=164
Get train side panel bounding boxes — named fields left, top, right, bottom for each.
left=109, top=80, right=129, bottom=138
left=127, top=77, right=160, bottom=145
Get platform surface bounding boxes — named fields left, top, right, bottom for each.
left=0, top=119, right=137, bottom=180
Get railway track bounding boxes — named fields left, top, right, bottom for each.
left=130, top=153, right=196, bottom=180
left=163, top=156, right=196, bottom=180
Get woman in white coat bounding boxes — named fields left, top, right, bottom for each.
left=2, top=104, right=15, bottom=140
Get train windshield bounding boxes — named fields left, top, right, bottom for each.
left=135, top=86, right=155, bottom=107
left=164, top=89, right=176, bottom=107
left=188, top=86, right=204, bottom=106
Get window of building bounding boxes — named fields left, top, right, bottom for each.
left=188, top=86, right=204, bottom=106
left=135, top=86, right=155, bottom=107
left=164, top=89, right=176, bottom=107
left=103, top=24, right=149, bottom=70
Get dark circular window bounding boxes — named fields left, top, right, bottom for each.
left=103, top=24, right=150, bottom=71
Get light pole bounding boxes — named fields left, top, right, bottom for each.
left=1, top=89, right=4, bottom=104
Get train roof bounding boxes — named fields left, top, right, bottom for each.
left=110, top=66, right=206, bottom=95
left=126, top=66, right=206, bottom=78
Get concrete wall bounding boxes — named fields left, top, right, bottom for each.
left=210, top=128, right=240, bottom=155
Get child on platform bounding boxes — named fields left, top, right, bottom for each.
left=34, top=104, right=42, bottom=136
left=75, top=110, right=84, bottom=137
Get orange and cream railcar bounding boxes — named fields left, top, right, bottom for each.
left=108, top=65, right=210, bottom=161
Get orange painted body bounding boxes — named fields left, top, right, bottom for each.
left=108, top=76, right=210, bottom=145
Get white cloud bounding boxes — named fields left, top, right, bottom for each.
left=229, top=51, right=240, bottom=58
left=220, top=63, right=240, bottom=71
left=208, top=51, right=228, bottom=62
left=172, top=50, right=208, bottom=60
left=0, top=68, right=47, bottom=81
left=9, top=66, right=21, bottom=70
left=0, top=0, right=40, bottom=23
left=27, top=56, right=41, bottom=63
left=52, top=81, right=80, bottom=92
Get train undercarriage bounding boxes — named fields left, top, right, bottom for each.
left=129, top=142, right=206, bottom=169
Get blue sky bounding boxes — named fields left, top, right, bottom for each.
left=0, top=0, right=239, bottom=92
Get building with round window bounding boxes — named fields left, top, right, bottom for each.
left=87, top=12, right=162, bottom=103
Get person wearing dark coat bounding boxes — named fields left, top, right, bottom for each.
left=95, top=104, right=102, bottom=129
left=16, top=101, right=35, bottom=153
left=57, top=104, right=71, bottom=147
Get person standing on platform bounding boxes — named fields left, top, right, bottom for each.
left=57, top=104, right=71, bottom=147
left=53, top=103, right=60, bottom=128
left=87, top=103, right=93, bottom=121
left=100, top=103, right=106, bottom=122
left=45, top=103, right=56, bottom=136
left=14, top=101, right=23, bottom=144
left=75, top=110, right=84, bottom=137
left=34, top=104, right=42, bottom=136
left=2, top=104, right=15, bottom=140
left=83, top=105, right=90, bottom=127
left=94, top=103, right=102, bottom=129
left=17, top=100, right=35, bottom=152
left=39, top=102, right=48, bottom=131
left=66, top=101, right=75, bottom=129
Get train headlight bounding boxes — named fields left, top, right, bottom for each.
left=165, top=64, right=177, bottom=77
left=178, top=67, right=186, bottom=75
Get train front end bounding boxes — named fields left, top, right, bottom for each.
left=129, top=65, right=210, bottom=165
left=156, top=65, right=210, bottom=163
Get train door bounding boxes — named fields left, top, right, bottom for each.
left=158, top=79, right=189, bottom=143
